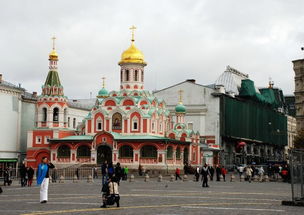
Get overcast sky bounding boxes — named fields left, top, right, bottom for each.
left=1, top=0, right=303, bottom=98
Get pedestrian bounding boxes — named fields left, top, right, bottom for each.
left=201, top=164, right=210, bottom=187
left=281, top=165, right=289, bottom=183
left=3, top=167, right=11, bottom=186
left=100, top=177, right=120, bottom=208
left=209, top=165, right=214, bottom=181
left=274, top=165, right=280, bottom=181
left=175, top=168, right=182, bottom=180
left=93, top=167, right=98, bottom=179
left=245, top=166, right=253, bottom=183
left=114, top=163, right=122, bottom=185
left=216, top=164, right=221, bottom=181
left=75, top=168, right=79, bottom=180
left=221, top=166, right=227, bottom=182
left=138, top=164, right=143, bottom=176
left=27, top=167, right=34, bottom=187
left=108, top=162, right=114, bottom=178
left=101, top=161, right=108, bottom=185
left=51, top=168, right=57, bottom=183
left=195, top=166, right=200, bottom=182
left=20, top=162, right=27, bottom=187
left=238, top=165, right=244, bottom=181
left=37, top=157, right=55, bottom=203
left=123, top=166, right=128, bottom=181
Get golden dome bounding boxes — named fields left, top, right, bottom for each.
left=49, top=49, right=58, bottom=60
left=119, top=41, right=146, bottom=65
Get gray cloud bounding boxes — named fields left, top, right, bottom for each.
left=1, top=0, right=303, bottom=98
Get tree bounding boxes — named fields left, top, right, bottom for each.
left=293, top=130, right=304, bottom=149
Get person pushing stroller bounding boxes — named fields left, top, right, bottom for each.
left=101, top=177, right=120, bottom=208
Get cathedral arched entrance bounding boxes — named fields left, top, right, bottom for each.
left=97, top=145, right=112, bottom=164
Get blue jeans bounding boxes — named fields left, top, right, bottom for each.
left=102, top=175, right=108, bottom=185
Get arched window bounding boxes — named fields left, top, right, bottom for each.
left=53, top=107, right=59, bottom=122
left=141, top=70, right=144, bottom=82
left=132, top=117, right=139, bottom=131
left=119, top=145, right=133, bottom=158
left=120, top=70, right=123, bottom=82
left=134, top=70, right=138, bottom=81
left=159, top=122, right=163, bottom=132
left=112, top=113, right=122, bottom=130
left=73, top=118, right=76, bottom=129
left=42, top=108, right=47, bottom=122
left=167, top=146, right=173, bottom=159
left=96, top=118, right=103, bottom=131
left=140, top=145, right=157, bottom=158
left=126, top=70, right=129, bottom=81
left=63, top=108, right=67, bottom=124
left=77, top=145, right=91, bottom=157
left=176, top=147, right=181, bottom=159
left=57, top=145, right=71, bottom=158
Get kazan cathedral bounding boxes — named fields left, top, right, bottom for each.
left=26, top=29, right=201, bottom=169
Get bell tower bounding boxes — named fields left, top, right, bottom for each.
left=37, top=37, right=68, bottom=128
left=118, top=26, right=147, bottom=91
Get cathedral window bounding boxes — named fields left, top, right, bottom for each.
left=119, top=145, right=133, bottom=158
left=140, top=145, right=157, bottom=158
left=152, top=121, right=155, bottom=132
left=121, top=70, right=123, bottom=82
left=64, top=108, right=67, bottom=124
left=42, top=108, right=47, bottom=122
left=167, top=146, right=173, bottom=159
left=36, top=136, right=42, bottom=144
left=73, top=118, right=76, bottom=129
left=57, top=145, right=71, bottom=158
left=141, top=70, right=144, bottom=82
left=96, top=118, right=103, bottom=131
left=77, top=145, right=91, bottom=157
left=68, top=117, right=70, bottom=127
left=126, top=70, right=129, bottom=81
left=132, top=117, right=139, bottom=131
left=176, top=147, right=181, bottom=159
left=53, top=107, right=59, bottom=122
left=134, top=70, right=138, bottom=81
left=159, top=122, right=163, bottom=132
left=44, top=136, right=50, bottom=144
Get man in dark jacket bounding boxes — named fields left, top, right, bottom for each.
left=114, top=163, right=122, bottom=185
left=201, top=164, right=210, bottom=187
left=20, top=163, right=27, bottom=187
left=209, top=166, right=214, bottom=181
left=101, top=161, right=108, bottom=185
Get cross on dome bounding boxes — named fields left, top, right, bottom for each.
left=178, top=89, right=184, bottom=104
left=130, top=25, right=136, bottom=42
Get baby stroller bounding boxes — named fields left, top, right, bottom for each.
left=101, top=178, right=120, bottom=208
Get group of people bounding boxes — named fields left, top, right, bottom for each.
left=20, top=163, right=35, bottom=187
left=101, top=161, right=128, bottom=185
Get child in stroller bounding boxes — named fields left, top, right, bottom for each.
left=101, top=177, right=120, bottom=208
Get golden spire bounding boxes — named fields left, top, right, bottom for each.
left=49, top=36, right=58, bottom=60
left=129, top=25, right=136, bottom=42
left=178, top=89, right=183, bottom=104
left=102, top=77, right=106, bottom=88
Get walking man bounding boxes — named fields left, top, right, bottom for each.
left=37, top=157, right=55, bottom=203
left=201, top=164, right=210, bottom=187
left=175, top=168, right=182, bottom=180
left=27, top=167, right=34, bottom=187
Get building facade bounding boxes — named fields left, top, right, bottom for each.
left=26, top=32, right=201, bottom=169
left=293, top=58, right=304, bottom=131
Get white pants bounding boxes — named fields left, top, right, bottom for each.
left=40, top=178, right=49, bottom=202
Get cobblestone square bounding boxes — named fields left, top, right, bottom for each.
left=0, top=177, right=302, bottom=215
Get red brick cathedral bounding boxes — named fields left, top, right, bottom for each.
left=26, top=28, right=202, bottom=169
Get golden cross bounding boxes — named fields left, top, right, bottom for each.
left=51, top=36, right=56, bottom=50
left=178, top=89, right=183, bottom=104
left=102, top=77, right=106, bottom=88
left=129, top=25, right=137, bottom=42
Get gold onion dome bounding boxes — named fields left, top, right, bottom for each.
left=49, top=49, right=58, bottom=60
left=118, top=25, right=146, bottom=65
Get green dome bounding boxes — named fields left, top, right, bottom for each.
left=98, top=87, right=109, bottom=98
left=175, top=103, right=186, bottom=113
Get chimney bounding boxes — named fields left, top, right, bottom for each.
left=33, top=92, right=37, bottom=97
left=0, top=74, right=2, bottom=83
left=186, top=79, right=196, bottom=83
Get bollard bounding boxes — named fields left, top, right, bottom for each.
left=264, top=175, right=269, bottom=182
left=129, top=174, right=135, bottom=182
left=144, top=174, right=150, bottom=182
left=183, top=174, right=188, bottom=182
left=170, top=174, right=175, bottom=182
left=87, top=175, right=93, bottom=183
left=219, top=175, right=223, bottom=181
left=240, top=175, right=245, bottom=182
left=230, top=174, right=235, bottom=182
left=59, top=175, right=65, bottom=183
left=158, top=175, right=163, bottom=182
left=73, top=175, right=78, bottom=183
left=253, top=175, right=258, bottom=182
